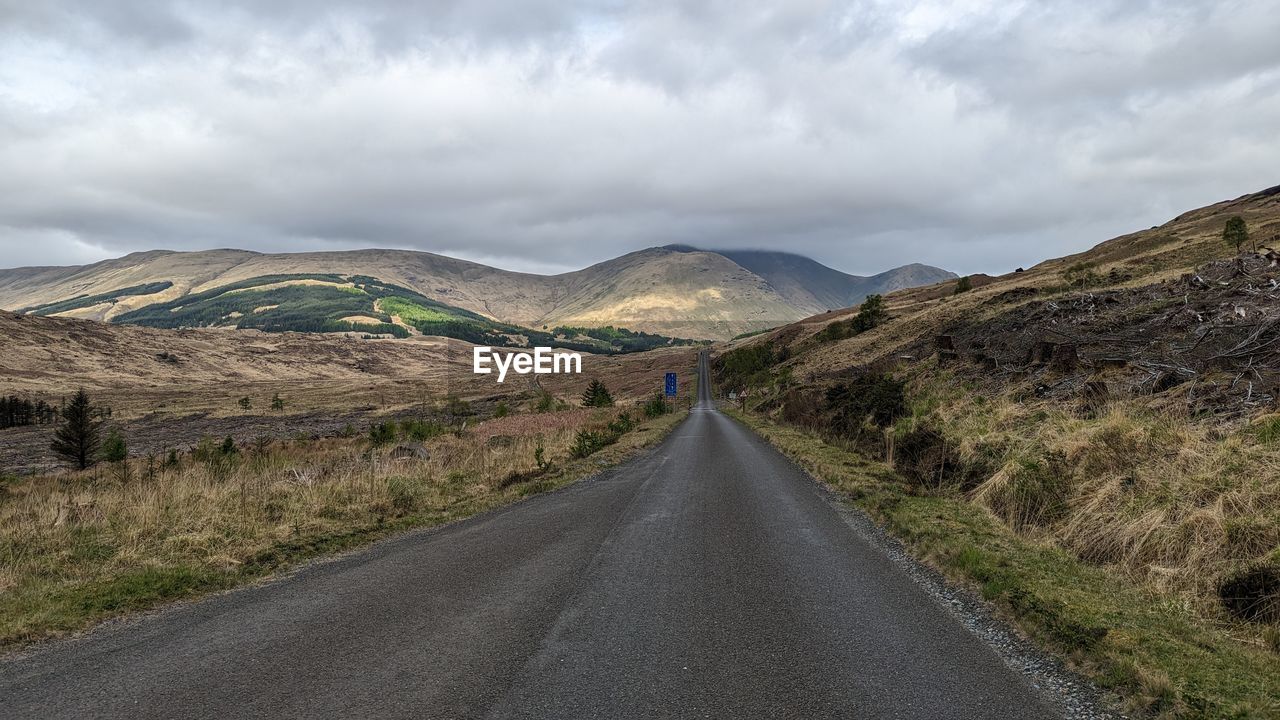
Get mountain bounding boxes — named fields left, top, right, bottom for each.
left=0, top=246, right=953, bottom=341
left=699, top=249, right=955, bottom=311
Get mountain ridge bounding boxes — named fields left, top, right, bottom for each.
left=0, top=246, right=953, bottom=340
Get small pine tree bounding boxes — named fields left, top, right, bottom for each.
left=51, top=388, right=102, bottom=470
left=101, top=428, right=128, bottom=463
left=101, top=428, right=129, bottom=482
left=1224, top=216, right=1249, bottom=252
left=535, top=392, right=557, bottom=413
left=271, top=393, right=284, bottom=412
left=581, top=379, right=614, bottom=407
left=534, top=440, right=548, bottom=471
left=953, top=276, right=973, bottom=295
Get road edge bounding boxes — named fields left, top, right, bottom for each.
left=721, top=407, right=1125, bottom=720
left=0, top=406, right=695, bottom=661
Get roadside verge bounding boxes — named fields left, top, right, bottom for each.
left=0, top=407, right=690, bottom=654
left=726, top=409, right=1280, bottom=719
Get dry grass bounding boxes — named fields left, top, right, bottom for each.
left=899, top=368, right=1280, bottom=611
left=0, top=404, right=686, bottom=648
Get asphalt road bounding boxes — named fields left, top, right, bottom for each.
left=1, top=354, right=1063, bottom=719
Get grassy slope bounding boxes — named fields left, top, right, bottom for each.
left=774, top=185, right=1280, bottom=379
left=730, top=410, right=1280, bottom=719
left=0, top=406, right=689, bottom=652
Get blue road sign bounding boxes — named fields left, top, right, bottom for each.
left=664, top=372, right=677, bottom=397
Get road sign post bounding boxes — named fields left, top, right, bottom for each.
left=664, top=372, right=677, bottom=399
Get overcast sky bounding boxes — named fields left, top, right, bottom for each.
left=1, top=1, right=1278, bottom=276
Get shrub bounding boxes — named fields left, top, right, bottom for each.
left=569, top=430, right=600, bottom=458
left=816, top=295, right=887, bottom=342
left=607, top=412, right=635, bottom=434
left=826, top=374, right=907, bottom=435
left=570, top=429, right=614, bottom=458
left=400, top=419, right=444, bottom=442
left=493, top=402, right=510, bottom=418
left=716, top=342, right=781, bottom=390
left=780, top=388, right=825, bottom=428
left=895, top=424, right=961, bottom=489
left=369, top=422, right=397, bottom=446
left=271, top=393, right=285, bottom=412
left=192, top=436, right=238, bottom=480
left=445, top=396, right=473, bottom=416
left=953, top=276, right=973, bottom=295
left=642, top=393, right=670, bottom=418
left=534, top=392, right=559, bottom=413
left=238, top=396, right=252, bottom=411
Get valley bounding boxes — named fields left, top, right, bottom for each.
left=6, top=4, right=1277, bottom=718
left=3, top=185, right=1280, bottom=717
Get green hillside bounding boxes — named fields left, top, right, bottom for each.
left=110, top=274, right=701, bottom=353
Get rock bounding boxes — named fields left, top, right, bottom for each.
left=389, top=442, right=430, bottom=461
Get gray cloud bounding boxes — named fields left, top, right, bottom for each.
left=1, top=1, right=1278, bottom=276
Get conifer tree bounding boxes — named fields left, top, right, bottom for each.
left=581, top=379, right=615, bottom=407
left=51, top=388, right=102, bottom=470
left=102, top=428, right=128, bottom=463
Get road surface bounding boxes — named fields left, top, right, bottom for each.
left=1, top=354, right=1065, bottom=719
